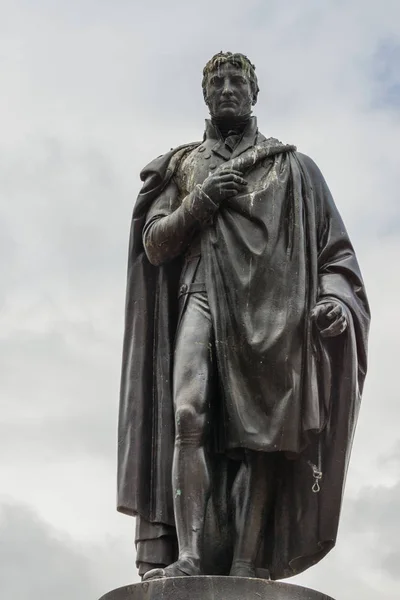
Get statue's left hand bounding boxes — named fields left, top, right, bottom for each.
left=311, top=300, right=348, bottom=338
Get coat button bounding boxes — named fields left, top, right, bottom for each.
left=209, top=163, right=217, bottom=170
left=204, top=153, right=211, bottom=159
left=198, top=146, right=206, bottom=153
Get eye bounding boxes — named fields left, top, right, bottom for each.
left=210, top=75, right=223, bottom=86
left=232, top=76, right=247, bottom=85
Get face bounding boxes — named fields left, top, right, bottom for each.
left=204, top=62, right=255, bottom=120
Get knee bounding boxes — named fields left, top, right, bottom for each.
left=174, top=405, right=206, bottom=444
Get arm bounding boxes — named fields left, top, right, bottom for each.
left=143, top=178, right=218, bottom=266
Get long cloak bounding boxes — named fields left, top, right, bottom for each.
left=117, top=139, right=370, bottom=580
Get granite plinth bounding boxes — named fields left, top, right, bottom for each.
left=99, top=576, right=334, bottom=600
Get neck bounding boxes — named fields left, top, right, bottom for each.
left=211, top=113, right=252, bottom=138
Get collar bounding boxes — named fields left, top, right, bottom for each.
left=204, top=116, right=259, bottom=160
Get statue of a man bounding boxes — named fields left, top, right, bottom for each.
left=117, top=52, right=370, bottom=581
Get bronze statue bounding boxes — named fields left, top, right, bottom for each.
left=117, top=52, right=370, bottom=582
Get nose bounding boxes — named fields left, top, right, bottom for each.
left=222, top=79, right=234, bottom=96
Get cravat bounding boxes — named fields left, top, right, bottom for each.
left=224, top=130, right=242, bottom=152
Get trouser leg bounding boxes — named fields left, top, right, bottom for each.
left=172, top=292, right=214, bottom=571
left=230, top=450, right=277, bottom=577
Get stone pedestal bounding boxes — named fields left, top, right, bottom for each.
left=99, top=576, right=334, bottom=600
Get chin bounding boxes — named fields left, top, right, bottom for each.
left=215, top=107, right=239, bottom=119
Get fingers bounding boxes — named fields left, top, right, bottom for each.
left=217, top=173, right=248, bottom=186
left=218, top=187, right=242, bottom=199
left=311, top=303, right=330, bottom=320
left=310, top=306, right=322, bottom=320
left=214, top=180, right=248, bottom=199
left=311, top=300, right=347, bottom=337
left=218, top=168, right=244, bottom=176
left=320, top=315, right=347, bottom=338
left=219, top=189, right=239, bottom=199
left=311, top=301, right=336, bottom=320
left=327, top=304, right=343, bottom=319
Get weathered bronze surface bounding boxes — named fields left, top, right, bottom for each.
left=117, top=52, right=370, bottom=582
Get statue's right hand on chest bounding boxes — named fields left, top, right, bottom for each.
left=201, top=169, right=248, bottom=205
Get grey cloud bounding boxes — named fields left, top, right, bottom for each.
left=370, top=39, right=400, bottom=109
left=0, top=324, right=120, bottom=465
left=0, top=501, right=136, bottom=599
left=344, top=475, right=400, bottom=581
left=295, top=449, right=400, bottom=598
left=1, top=0, right=400, bottom=597
left=0, top=502, right=99, bottom=600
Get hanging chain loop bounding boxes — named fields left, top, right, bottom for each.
left=311, top=438, right=322, bottom=492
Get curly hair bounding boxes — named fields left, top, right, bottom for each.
left=202, top=51, right=260, bottom=104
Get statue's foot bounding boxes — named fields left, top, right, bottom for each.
left=229, top=560, right=257, bottom=578
left=143, top=557, right=201, bottom=581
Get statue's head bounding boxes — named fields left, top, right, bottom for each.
left=202, top=52, right=259, bottom=120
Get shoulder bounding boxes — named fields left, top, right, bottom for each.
left=294, top=152, right=323, bottom=177
left=293, top=151, right=332, bottom=195
left=140, top=142, right=201, bottom=181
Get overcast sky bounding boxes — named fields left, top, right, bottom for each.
left=0, top=1, right=399, bottom=598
